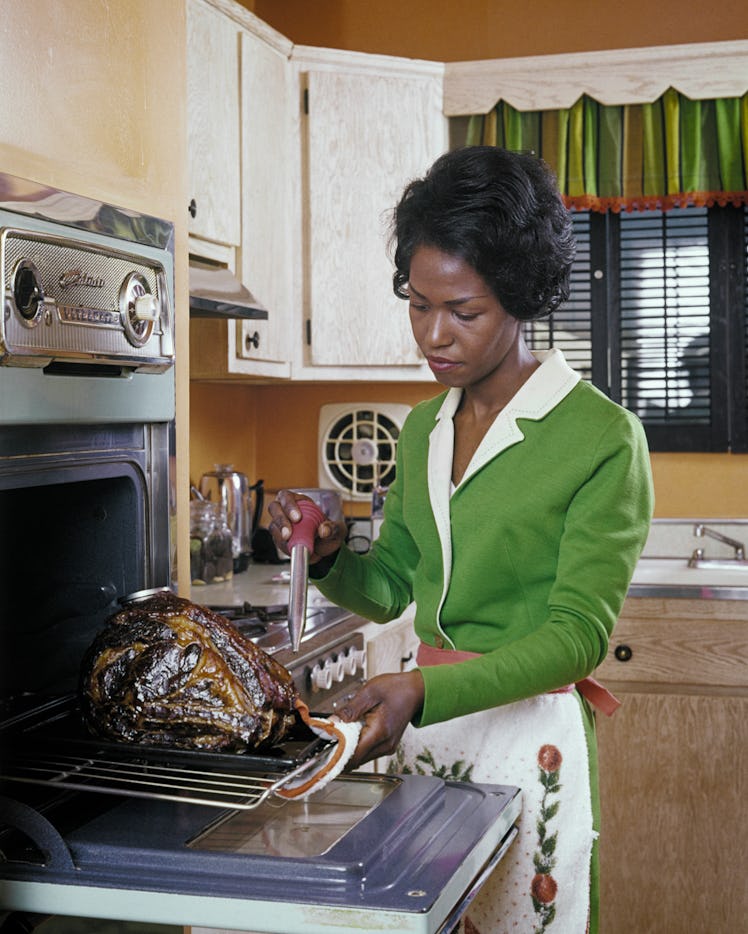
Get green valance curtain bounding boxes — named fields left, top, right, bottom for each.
left=466, top=88, right=748, bottom=212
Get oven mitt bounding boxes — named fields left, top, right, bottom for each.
left=275, top=699, right=362, bottom=800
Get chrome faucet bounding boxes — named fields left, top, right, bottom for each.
left=692, top=523, right=746, bottom=560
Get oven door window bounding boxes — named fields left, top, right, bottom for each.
left=188, top=776, right=397, bottom=859
left=0, top=473, right=144, bottom=698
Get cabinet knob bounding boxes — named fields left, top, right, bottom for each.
left=245, top=330, right=260, bottom=350
left=614, top=644, right=633, bottom=662
left=188, top=198, right=197, bottom=219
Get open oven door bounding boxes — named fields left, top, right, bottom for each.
left=0, top=770, right=520, bottom=934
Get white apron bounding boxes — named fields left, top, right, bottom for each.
left=388, top=669, right=595, bottom=933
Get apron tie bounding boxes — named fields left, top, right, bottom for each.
left=416, top=641, right=621, bottom=717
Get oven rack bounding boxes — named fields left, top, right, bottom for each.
left=0, top=746, right=330, bottom=811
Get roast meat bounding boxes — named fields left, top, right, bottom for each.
left=79, top=592, right=298, bottom=752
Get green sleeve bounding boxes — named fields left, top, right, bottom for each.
left=417, top=413, right=654, bottom=726
left=312, top=437, right=418, bottom=622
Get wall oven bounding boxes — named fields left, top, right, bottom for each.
left=0, top=177, right=520, bottom=934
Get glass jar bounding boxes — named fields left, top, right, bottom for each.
left=190, top=500, right=234, bottom=584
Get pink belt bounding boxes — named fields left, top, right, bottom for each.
left=416, top=641, right=621, bottom=717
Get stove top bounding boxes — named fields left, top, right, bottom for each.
left=205, top=601, right=356, bottom=658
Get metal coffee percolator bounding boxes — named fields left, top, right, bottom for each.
left=198, top=464, right=264, bottom=573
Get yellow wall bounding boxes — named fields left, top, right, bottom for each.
left=193, top=1, right=747, bottom=520
left=190, top=380, right=442, bottom=515
left=251, top=0, right=744, bottom=60
left=0, top=0, right=191, bottom=585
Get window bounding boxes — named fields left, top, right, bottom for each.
left=525, top=204, right=748, bottom=452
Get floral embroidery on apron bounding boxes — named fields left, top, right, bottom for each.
left=532, top=744, right=564, bottom=931
left=389, top=695, right=594, bottom=933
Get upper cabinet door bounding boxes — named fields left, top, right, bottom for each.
left=303, top=66, right=446, bottom=370
left=186, top=0, right=241, bottom=247
left=238, top=29, right=293, bottom=374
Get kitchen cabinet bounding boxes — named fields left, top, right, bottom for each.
left=236, top=28, right=294, bottom=378
left=188, top=0, right=294, bottom=380
left=361, top=608, right=418, bottom=681
left=358, top=607, right=419, bottom=773
left=188, top=10, right=448, bottom=382
left=594, top=596, right=747, bottom=933
left=186, top=0, right=241, bottom=247
left=290, top=50, right=447, bottom=379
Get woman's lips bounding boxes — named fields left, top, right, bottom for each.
left=427, top=356, right=460, bottom=373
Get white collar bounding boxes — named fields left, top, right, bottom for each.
left=426, top=349, right=580, bottom=648
left=434, top=347, right=580, bottom=429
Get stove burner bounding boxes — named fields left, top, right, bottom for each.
left=206, top=602, right=289, bottom=638
left=210, top=602, right=289, bottom=623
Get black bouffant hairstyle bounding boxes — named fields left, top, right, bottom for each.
left=391, top=146, right=575, bottom=320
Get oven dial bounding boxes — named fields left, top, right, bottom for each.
left=119, top=272, right=158, bottom=347
left=12, top=258, right=44, bottom=326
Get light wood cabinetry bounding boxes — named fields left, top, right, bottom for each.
left=291, top=51, right=446, bottom=379
left=237, top=28, right=294, bottom=378
left=187, top=1, right=448, bottom=382
left=594, top=596, right=747, bottom=933
left=361, top=608, right=419, bottom=682
left=186, top=0, right=241, bottom=247
left=188, top=0, right=294, bottom=381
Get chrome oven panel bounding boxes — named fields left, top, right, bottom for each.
left=0, top=173, right=175, bottom=425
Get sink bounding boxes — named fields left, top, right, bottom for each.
left=629, top=557, right=748, bottom=597
left=687, top=558, right=748, bottom=570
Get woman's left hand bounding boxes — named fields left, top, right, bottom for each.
left=336, top=671, right=425, bottom=769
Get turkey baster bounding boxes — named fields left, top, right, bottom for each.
left=287, top=499, right=326, bottom=652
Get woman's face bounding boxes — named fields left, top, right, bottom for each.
left=407, top=245, right=525, bottom=391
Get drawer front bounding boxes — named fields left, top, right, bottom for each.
left=597, top=616, right=748, bottom=690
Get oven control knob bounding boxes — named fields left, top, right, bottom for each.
left=134, top=293, right=159, bottom=321
left=311, top=662, right=333, bottom=692
left=12, top=259, right=44, bottom=324
left=119, top=272, right=157, bottom=347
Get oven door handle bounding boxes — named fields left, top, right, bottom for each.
left=435, top=822, right=520, bottom=934
left=0, top=795, right=75, bottom=871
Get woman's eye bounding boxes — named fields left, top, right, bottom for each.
left=454, top=311, right=477, bottom=322
left=409, top=301, right=428, bottom=312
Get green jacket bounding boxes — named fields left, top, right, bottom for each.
left=315, top=349, right=654, bottom=727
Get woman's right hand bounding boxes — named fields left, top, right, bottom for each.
left=267, top=490, right=347, bottom=563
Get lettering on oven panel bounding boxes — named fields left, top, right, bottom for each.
left=58, top=305, right=120, bottom=328
left=58, top=269, right=105, bottom=290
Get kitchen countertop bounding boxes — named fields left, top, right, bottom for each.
left=191, top=556, right=748, bottom=610
left=191, top=560, right=322, bottom=610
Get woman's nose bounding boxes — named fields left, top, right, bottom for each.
left=423, top=310, right=452, bottom=347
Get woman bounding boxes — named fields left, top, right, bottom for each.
left=269, top=146, right=654, bottom=933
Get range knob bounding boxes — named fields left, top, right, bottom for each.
left=343, top=647, right=365, bottom=676
left=332, top=656, right=346, bottom=682
left=311, top=661, right=333, bottom=692
left=119, top=272, right=157, bottom=347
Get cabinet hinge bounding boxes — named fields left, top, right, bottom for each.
left=303, top=87, right=309, bottom=115
left=305, top=318, right=312, bottom=345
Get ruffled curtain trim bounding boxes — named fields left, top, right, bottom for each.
left=565, top=189, right=748, bottom=213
